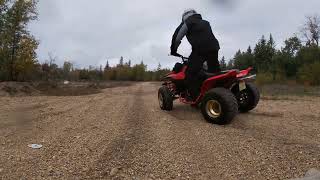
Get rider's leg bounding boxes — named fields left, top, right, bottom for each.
left=186, top=51, right=204, bottom=99
left=203, top=50, right=221, bottom=73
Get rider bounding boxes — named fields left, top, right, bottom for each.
left=170, top=9, right=221, bottom=100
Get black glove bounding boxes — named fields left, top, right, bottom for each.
left=171, top=51, right=182, bottom=57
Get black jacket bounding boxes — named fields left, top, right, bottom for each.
left=171, top=14, right=220, bottom=54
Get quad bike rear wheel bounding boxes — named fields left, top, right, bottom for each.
left=201, top=88, right=238, bottom=125
left=236, top=82, right=260, bottom=113
left=158, top=86, right=173, bottom=111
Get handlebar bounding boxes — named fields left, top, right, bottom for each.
left=180, top=56, right=189, bottom=62
left=170, top=54, right=189, bottom=62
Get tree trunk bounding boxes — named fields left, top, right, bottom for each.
left=9, top=32, right=17, bottom=81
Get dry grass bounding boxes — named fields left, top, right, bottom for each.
left=259, top=83, right=320, bottom=97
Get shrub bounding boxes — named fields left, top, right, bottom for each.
left=256, top=71, right=287, bottom=85
left=298, top=61, right=320, bottom=85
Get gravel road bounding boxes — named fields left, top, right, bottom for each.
left=0, top=82, right=319, bottom=179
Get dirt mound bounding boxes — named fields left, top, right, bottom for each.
left=34, top=81, right=133, bottom=96
left=0, top=82, right=40, bottom=96
left=0, top=81, right=133, bottom=97
left=35, top=82, right=102, bottom=96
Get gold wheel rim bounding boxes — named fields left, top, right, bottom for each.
left=206, top=100, right=222, bottom=118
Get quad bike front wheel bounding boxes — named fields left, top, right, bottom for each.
left=236, top=82, right=260, bottom=113
left=201, top=88, right=238, bottom=125
left=158, top=86, right=173, bottom=111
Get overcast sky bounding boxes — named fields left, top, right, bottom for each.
left=29, top=0, right=320, bottom=70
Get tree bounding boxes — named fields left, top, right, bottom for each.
left=131, top=61, right=146, bottom=81
left=0, top=0, right=10, bottom=80
left=267, top=34, right=278, bottom=79
left=0, top=0, right=38, bottom=81
left=296, top=45, right=320, bottom=66
left=301, top=15, right=320, bottom=46
left=0, top=0, right=9, bottom=31
left=127, top=60, right=131, bottom=67
left=247, top=46, right=252, bottom=54
left=227, top=59, right=234, bottom=69
left=119, top=56, right=124, bottom=67
left=246, top=46, right=255, bottom=69
left=254, top=35, right=267, bottom=71
left=157, top=63, right=161, bottom=71
left=298, top=61, right=320, bottom=85
left=14, top=35, right=39, bottom=81
left=219, top=56, right=227, bottom=70
left=277, top=36, right=302, bottom=77
left=0, top=0, right=8, bottom=32
left=282, top=36, right=302, bottom=56
left=253, top=35, right=276, bottom=72
left=153, top=62, right=162, bottom=80
left=233, top=47, right=255, bottom=70
left=62, top=61, right=73, bottom=79
left=267, top=34, right=276, bottom=56
left=104, top=60, right=110, bottom=71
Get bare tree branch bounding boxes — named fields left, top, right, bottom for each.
left=301, top=15, right=320, bottom=46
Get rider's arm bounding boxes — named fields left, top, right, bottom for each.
left=171, top=22, right=188, bottom=55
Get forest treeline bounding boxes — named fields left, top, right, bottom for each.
left=0, top=0, right=170, bottom=82
left=224, top=15, right=320, bottom=85
left=40, top=56, right=171, bottom=82
left=1, top=0, right=320, bottom=84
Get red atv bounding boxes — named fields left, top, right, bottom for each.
left=158, top=56, right=260, bottom=125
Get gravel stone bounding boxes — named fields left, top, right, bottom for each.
left=0, top=82, right=319, bottom=179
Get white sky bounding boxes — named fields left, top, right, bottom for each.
left=29, top=0, right=320, bottom=70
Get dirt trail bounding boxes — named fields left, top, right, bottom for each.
left=0, top=82, right=320, bottom=179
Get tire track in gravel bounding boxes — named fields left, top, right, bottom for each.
left=29, top=90, right=137, bottom=179
left=90, top=82, right=236, bottom=179
left=88, top=83, right=157, bottom=179
left=141, top=98, right=229, bottom=179
left=0, top=86, right=136, bottom=179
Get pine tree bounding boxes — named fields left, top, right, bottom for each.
left=227, top=59, right=234, bottom=69
left=267, top=34, right=276, bottom=56
left=247, top=46, right=252, bottom=54
left=219, top=56, right=227, bottom=70
left=119, top=56, right=124, bottom=67
left=157, top=63, right=161, bottom=71
left=104, top=60, right=110, bottom=71
left=254, top=35, right=268, bottom=72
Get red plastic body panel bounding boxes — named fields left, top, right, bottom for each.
left=237, top=67, right=253, bottom=78
left=191, top=70, right=238, bottom=105
left=163, top=66, right=253, bottom=105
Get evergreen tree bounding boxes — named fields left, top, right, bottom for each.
left=119, top=56, right=124, bottom=67
left=227, top=59, right=234, bottom=69
left=219, top=56, right=227, bottom=70
left=104, top=60, right=110, bottom=71
left=247, top=46, right=252, bottom=54
left=254, top=35, right=268, bottom=71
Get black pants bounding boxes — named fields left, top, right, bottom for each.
left=186, top=50, right=221, bottom=98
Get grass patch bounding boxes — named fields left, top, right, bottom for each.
left=259, top=84, right=320, bottom=97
